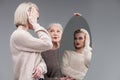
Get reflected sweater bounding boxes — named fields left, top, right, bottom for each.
left=61, top=50, right=92, bottom=80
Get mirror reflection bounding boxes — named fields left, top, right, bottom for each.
left=60, top=14, right=92, bottom=80
left=61, top=28, right=92, bottom=80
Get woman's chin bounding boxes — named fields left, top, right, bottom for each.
left=52, top=40, right=59, bottom=43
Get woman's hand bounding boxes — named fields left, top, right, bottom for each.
left=27, top=7, right=38, bottom=30
left=74, top=13, right=82, bottom=16
left=32, top=67, right=42, bottom=79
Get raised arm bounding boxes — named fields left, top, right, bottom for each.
left=12, top=7, right=53, bottom=53
left=12, top=24, right=52, bottom=53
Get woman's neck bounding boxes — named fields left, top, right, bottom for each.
left=76, top=48, right=84, bottom=54
left=52, top=42, right=60, bottom=50
left=17, top=25, right=29, bottom=31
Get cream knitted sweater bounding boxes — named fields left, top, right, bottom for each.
left=61, top=50, right=92, bottom=80
left=10, top=24, right=53, bottom=80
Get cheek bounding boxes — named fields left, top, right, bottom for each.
left=74, top=40, right=77, bottom=44
left=75, top=40, right=84, bottom=45
left=59, top=33, right=62, bottom=37
left=80, top=40, right=84, bottom=43
left=50, top=33, right=53, bottom=36
left=58, top=35, right=62, bottom=41
left=81, top=41, right=85, bottom=46
left=49, top=32, right=53, bottom=36
left=59, top=34, right=62, bottom=38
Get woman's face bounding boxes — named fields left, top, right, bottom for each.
left=48, top=26, right=62, bottom=43
left=74, top=32, right=85, bottom=49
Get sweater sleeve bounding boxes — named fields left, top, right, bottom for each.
left=61, top=50, right=85, bottom=80
left=84, top=51, right=92, bottom=68
left=13, top=24, right=53, bottom=53
left=37, top=55, right=47, bottom=74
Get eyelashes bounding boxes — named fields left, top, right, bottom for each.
left=49, top=30, right=61, bottom=33
left=79, top=37, right=83, bottom=40
left=74, top=37, right=84, bottom=40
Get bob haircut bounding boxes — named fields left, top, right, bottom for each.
left=74, top=28, right=92, bottom=51
left=14, top=2, right=39, bottom=27
left=47, top=23, right=63, bottom=32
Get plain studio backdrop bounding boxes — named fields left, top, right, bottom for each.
left=0, top=0, right=120, bottom=80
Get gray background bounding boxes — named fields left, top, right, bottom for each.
left=0, top=0, right=120, bottom=80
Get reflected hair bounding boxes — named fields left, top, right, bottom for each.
left=74, top=28, right=92, bottom=51
left=14, top=2, right=39, bottom=27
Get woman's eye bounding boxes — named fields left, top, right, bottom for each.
left=74, top=37, right=77, bottom=40
left=57, top=30, right=60, bottom=33
left=79, top=37, right=83, bottom=40
left=50, top=30, right=54, bottom=32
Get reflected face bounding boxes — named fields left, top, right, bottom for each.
left=48, top=26, right=62, bottom=43
left=74, top=32, right=85, bottom=49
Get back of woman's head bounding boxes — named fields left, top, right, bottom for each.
left=14, top=2, right=39, bottom=27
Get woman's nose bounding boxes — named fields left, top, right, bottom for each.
left=76, top=39, right=80, bottom=42
left=53, top=32, right=58, bottom=35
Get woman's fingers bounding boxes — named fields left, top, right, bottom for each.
left=32, top=68, right=42, bottom=79
left=74, top=13, right=82, bottom=16
left=30, top=7, right=34, bottom=17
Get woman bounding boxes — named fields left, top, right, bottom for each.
left=10, top=2, right=52, bottom=80
left=41, top=23, right=65, bottom=80
left=61, top=28, right=92, bottom=80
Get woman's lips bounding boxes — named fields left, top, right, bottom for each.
left=53, top=37, right=58, bottom=39
left=76, top=43, right=80, bottom=45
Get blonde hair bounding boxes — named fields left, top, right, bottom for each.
left=47, top=23, right=63, bottom=32
left=74, top=28, right=92, bottom=51
left=14, top=2, right=39, bottom=27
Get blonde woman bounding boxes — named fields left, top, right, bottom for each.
left=61, top=28, right=92, bottom=80
left=10, top=2, right=52, bottom=80
left=41, top=23, right=66, bottom=80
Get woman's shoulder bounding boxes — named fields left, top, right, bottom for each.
left=84, top=50, right=92, bottom=57
left=64, top=50, right=76, bottom=54
left=12, top=29, right=27, bottom=35
left=10, top=30, right=32, bottom=43
left=12, top=30, right=31, bottom=37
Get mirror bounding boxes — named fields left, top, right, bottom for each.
left=60, top=15, right=92, bottom=80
